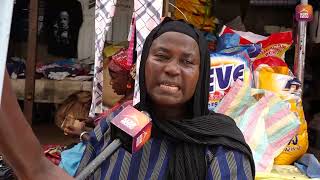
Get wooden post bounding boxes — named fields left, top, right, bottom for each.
left=163, top=0, right=169, bottom=17
left=24, top=0, right=38, bottom=124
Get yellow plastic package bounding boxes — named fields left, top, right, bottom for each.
left=254, top=70, right=292, bottom=92
left=254, top=70, right=309, bottom=165
left=274, top=96, right=308, bottom=165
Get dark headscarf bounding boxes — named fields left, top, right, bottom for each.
left=136, top=18, right=255, bottom=180
left=138, top=18, right=209, bottom=117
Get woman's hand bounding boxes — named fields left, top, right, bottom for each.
left=63, top=121, right=86, bottom=137
left=84, top=117, right=95, bottom=128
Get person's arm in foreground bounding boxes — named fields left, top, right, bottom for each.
left=0, top=71, right=73, bottom=180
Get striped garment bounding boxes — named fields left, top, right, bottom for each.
left=76, top=104, right=253, bottom=180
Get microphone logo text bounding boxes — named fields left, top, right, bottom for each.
left=120, top=117, right=137, bottom=130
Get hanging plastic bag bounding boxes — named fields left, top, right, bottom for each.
left=215, top=80, right=300, bottom=172
left=274, top=94, right=309, bottom=165
left=254, top=70, right=309, bottom=164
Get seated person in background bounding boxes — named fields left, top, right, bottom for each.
left=0, top=18, right=255, bottom=180
left=55, top=91, right=93, bottom=136
left=93, top=48, right=135, bottom=125
left=63, top=48, right=135, bottom=138
left=57, top=48, right=136, bottom=176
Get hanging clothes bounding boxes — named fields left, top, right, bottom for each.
left=45, top=0, right=83, bottom=57
left=133, top=0, right=163, bottom=105
left=77, top=0, right=95, bottom=61
left=89, top=0, right=118, bottom=116
left=89, top=0, right=163, bottom=115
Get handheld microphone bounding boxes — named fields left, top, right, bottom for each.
left=75, top=105, right=152, bottom=180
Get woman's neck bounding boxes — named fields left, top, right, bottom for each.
left=152, top=104, right=190, bottom=121
left=119, top=91, right=134, bottom=103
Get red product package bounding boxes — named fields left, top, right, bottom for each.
left=253, top=56, right=288, bottom=71
left=220, top=26, right=293, bottom=60
left=256, top=32, right=293, bottom=59
left=253, top=56, right=290, bottom=75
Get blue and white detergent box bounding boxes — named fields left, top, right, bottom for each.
left=208, top=50, right=252, bottom=111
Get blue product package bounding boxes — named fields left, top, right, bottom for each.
left=219, top=43, right=262, bottom=58
left=216, top=33, right=240, bottom=51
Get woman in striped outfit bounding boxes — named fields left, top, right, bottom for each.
left=0, top=18, right=255, bottom=180
left=74, top=18, right=255, bottom=180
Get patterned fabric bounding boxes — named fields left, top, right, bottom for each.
left=75, top=106, right=254, bottom=180
left=43, top=144, right=66, bottom=165
left=127, top=17, right=136, bottom=68
left=90, top=0, right=118, bottom=117
left=133, top=0, right=163, bottom=105
left=90, top=0, right=163, bottom=114
left=110, top=48, right=132, bottom=71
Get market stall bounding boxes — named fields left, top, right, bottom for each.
left=83, top=0, right=320, bottom=179
left=1, top=0, right=319, bottom=179
left=10, top=78, right=92, bottom=103
left=6, top=0, right=136, bottom=123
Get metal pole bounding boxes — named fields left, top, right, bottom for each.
left=75, top=139, right=122, bottom=180
left=0, top=0, right=14, bottom=104
left=294, top=21, right=307, bottom=86
left=163, top=0, right=169, bottom=17
left=294, top=0, right=311, bottom=88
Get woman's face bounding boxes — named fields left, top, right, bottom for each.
left=145, top=32, right=200, bottom=107
left=109, top=69, right=129, bottom=95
